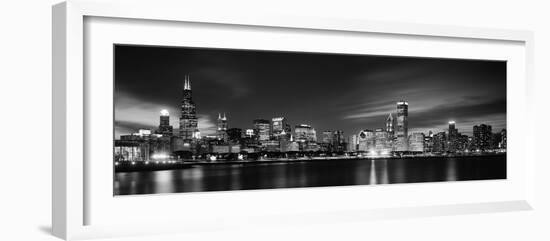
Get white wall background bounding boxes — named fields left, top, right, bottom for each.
left=0, top=0, right=548, bottom=240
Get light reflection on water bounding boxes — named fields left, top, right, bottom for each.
left=114, top=155, right=506, bottom=195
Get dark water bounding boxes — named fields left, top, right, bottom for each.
left=114, top=155, right=506, bottom=195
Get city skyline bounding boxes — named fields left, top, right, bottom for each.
left=114, top=45, right=506, bottom=139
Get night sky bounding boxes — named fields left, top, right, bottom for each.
left=114, top=45, right=506, bottom=139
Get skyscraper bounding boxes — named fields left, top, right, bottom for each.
left=432, top=132, right=447, bottom=153
left=357, top=129, right=375, bottom=153
left=395, top=100, right=409, bottom=151
left=448, top=121, right=458, bottom=152
left=385, top=113, right=395, bottom=137
left=179, top=75, right=200, bottom=140
left=155, top=109, right=173, bottom=136
left=294, top=124, right=317, bottom=143
left=473, top=124, right=492, bottom=151
left=321, top=130, right=334, bottom=151
left=347, top=134, right=358, bottom=152
left=217, top=113, right=228, bottom=141
left=253, top=119, right=271, bottom=142
left=374, top=128, right=391, bottom=154
left=333, top=130, right=345, bottom=152
left=448, top=121, right=458, bottom=137
left=271, top=117, right=291, bottom=140
left=408, top=133, right=425, bottom=152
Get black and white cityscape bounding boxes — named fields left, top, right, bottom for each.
left=113, top=45, right=506, bottom=195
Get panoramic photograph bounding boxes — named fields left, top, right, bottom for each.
left=113, top=45, right=507, bottom=196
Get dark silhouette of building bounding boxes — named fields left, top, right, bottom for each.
left=395, top=101, right=409, bottom=151
left=227, top=128, right=243, bottom=144
left=448, top=121, right=459, bottom=152
left=155, top=109, right=173, bottom=136
left=473, top=124, right=492, bottom=151
left=432, top=132, right=447, bottom=153
left=179, top=75, right=200, bottom=140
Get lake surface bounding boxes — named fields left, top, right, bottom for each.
left=114, top=155, right=506, bottom=195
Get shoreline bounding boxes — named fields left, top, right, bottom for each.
left=114, top=153, right=506, bottom=173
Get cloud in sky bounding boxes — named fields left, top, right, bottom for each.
left=114, top=91, right=219, bottom=138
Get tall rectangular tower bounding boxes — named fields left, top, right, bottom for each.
left=179, top=75, right=200, bottom=140
left=395, top=101, right=409, bottom=151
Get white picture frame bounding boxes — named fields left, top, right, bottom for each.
left=52, top=0, right=535, bottom=240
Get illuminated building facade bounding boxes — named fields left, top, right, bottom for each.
left=271, top=117, right=291, bottom=140
left=179, top=75, right=200, bottom=140
left=408, top=133, right=425, bottom=152
left=424, top=134, right=433, bottom=153
left=333, top=130, right=345, bottom=152
left=386, top=113, right=395, bottom=138
left=447, top=121, right=459, bottom=152
left=294, top=124, right=317, bottom=143
left=357, top=129, right=375, bottom=152
left=432, top=132, right=447, bottom=153
left=264, top=140, right=281, bottom=152
left=395, top=101, right=409, bottom=151
left=347, top=134, right=358, bottom=152
left=253, top=119, right=271, bottom=142
left=114, top=141, right=148, bottom=162
left=245, top=129, right=255, bottom=138
left=374, top=128, right=392, bottom=154
left=217, top=113, right=228, bottom=141
left=322, top=131, right=333, bottom=144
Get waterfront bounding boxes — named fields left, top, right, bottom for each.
left=114, top=155, right=506, bottom=195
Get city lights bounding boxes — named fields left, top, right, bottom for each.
left=113, top=75, right=507, bottom=165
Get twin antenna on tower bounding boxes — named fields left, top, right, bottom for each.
left=183, top=74, right=191, bottom=90
left=184, top=74, right=227, bottom=121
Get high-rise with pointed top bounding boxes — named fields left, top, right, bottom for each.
left=217, top=112, right=228, bottom=141
left=179, top=75, right=200, bottom=140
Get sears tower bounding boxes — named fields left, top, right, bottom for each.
left=179, top=75, right=200, bottom=140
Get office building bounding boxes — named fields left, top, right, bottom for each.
left=253, top=119, right=271, bottom=142
left=155, top=109, right=174, bottom=136
left=432, top=132, right=447, bottom=153
left=374, top=128, right=392, bottom=154
left=294, top=124, right=317, bottom=143
left=395, top=100, right=409, bottom=151
left=408, top=132, right=425, bottom=152
left=386, top=113, right=395, bottom=137
left=179, top=75, right=200, bottom=140
left=358, top=129, right=375, bottom=153
left=473, top=124, right=492, bottom=151
left=217, top=113, right=228, bottom=141
left=271, top=117, right=291, bottom=140
left=347, top=134, right=358, bottom=152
